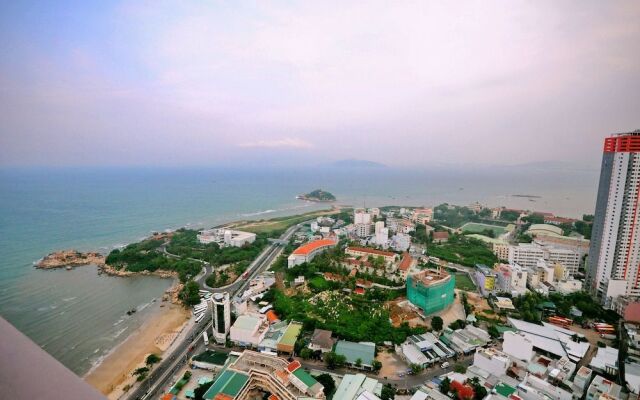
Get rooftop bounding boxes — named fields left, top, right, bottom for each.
left=292, top=239, right=336, bottom=255
left=399, top=252, right=413, bottom=271
left=410, top=268, right=451, bottom=286
left=335, top=340, right=376, bottom=366
left=346, top=246, right=396, bottom=257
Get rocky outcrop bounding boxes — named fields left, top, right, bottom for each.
left=98, top=264, right=177, bottom=279
left=36, top=250, right=105, bottom=269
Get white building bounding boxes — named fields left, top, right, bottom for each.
left=473, top=348, right=510, bottom=377
left=494, top=263, right=528, bottom=296
left=368, top=208, right=380, bottom=218
left=197, top=228, right=256, bottom=247
left=354, top=209, right=372, bottom=225
left=373, top=221, right=389, bottom=248
left=211, top=292, right=231, bottom=343
left=287, top=239, right=337, bottom=268
left=354, top=223, right=372, bottom=238
left=556, top=279, right=583, bottom=294
left=587, top=131, right=640, bottom=309
left=503, top=331, right=534, bottom=363
left=390, top=233, right=411, bottom=252
left=229, top=314, right=269, bottom=347
left=509, top=243, right=580, bottom=275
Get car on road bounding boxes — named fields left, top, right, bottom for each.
left=440, top=362, right=450, bottom=369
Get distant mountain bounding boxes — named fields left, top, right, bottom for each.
left=329, top=159, right=387, bottom=168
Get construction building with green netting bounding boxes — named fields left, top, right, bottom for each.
left=407, top=268, right=455, bottom=315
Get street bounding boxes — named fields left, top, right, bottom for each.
left=125, top=223, right=301, bottom=400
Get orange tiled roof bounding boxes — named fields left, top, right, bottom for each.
left=433, top=231, right=449, bottom=239
left=286, top=360, right=301, bottom=372
left=354, top=288, right=365, bottom=295
left=266, top=310, right=279, bottom=323
left=347, top=246, right=395, bottom=257
left=399, top=253, right=413, bottom=271
left=214, top=394, right=234, bottom=400
left=292, top=239, right=336, bottom=255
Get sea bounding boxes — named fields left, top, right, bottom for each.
left=0, top=165, right=600, bottom=375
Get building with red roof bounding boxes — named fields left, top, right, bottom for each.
left=398, top=252, right=414, bottom=276
left=345, top=246, right=398, bottom=264
left=354, top=288, right=365, bottom=295
left=288, top=239, right=337, bottom=268
left=432, top=231, right=449, bottom=243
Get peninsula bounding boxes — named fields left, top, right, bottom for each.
left=36, top=250, right=105, bottom=269
left=296, top=189, right=336, bottom=202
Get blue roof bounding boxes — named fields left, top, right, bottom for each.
left=334, top=341, right=375, bottom=366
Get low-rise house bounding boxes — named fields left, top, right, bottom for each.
left=230, top=314, right=269, bottom=348
left=276, top=322, right=303, bottom=355
left=432, top=231, right=449, bottom=244
left=586, top=374, right=622, bottom=400
left=334, top=341, right=376, bottom=370
left=590, top=346, right=619, bottom=375
left=309, top=329, right=335, bottom=353
left=334, top=373, right=383, bottom=400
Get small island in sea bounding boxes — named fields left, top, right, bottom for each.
left=296, top=189, right=336, bottom=202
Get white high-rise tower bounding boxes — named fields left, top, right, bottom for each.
left=211, top=292, right=231, bottom=343
left=587, top=130, right=640, bottom=309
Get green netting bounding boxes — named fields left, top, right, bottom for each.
left=407, top=274, right=455, bottom=315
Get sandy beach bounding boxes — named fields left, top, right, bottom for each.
left=84, top=301, right=190, bottom=398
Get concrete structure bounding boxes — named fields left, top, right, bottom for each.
left=590, top=346, right=619, bottom=375
left=475, top=264, right=496, bottom=296
left=502, top=331, right=534, bottom=363
left=390, top=233, right=411, bottom=251
left=555, top=279, right=583, bottom=294
left=407, top=268, right=455, bottom=315
left=507, top=318, right=589, bottom=362
left=333, top=373, right=382, bottom=400
left=203, top=351, right=325, bottom=399
left=509, top=243, right=580, bottom=275
left=442, top=325, right=491, bottom=354
left=212, top=292, right=231, bottom=343
left=230, top=314, right=269, bottom=348
left=198, top=228, right=256, bottom=247
left=587, top=131, right=640, bottom=309
left=585, top=374, right=622, bottom=400
left=334, top=341, right=376, bottom=370
left=373, top=221, right=389, bottom=247
left=572, top=366, right=593, bottom=393
left=494, top=263, right=528, bottom=296
left=473, top=348, right=510, bottom=377
left=354, top=208, right=372, bottom=225
left=287, top=239, right=336, bottom=268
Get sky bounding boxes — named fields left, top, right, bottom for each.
left=0, top=1, right=639, bottom=168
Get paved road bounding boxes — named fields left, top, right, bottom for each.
left=126, top=224, right=301, bottom=400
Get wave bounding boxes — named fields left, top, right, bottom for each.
left=240, top=209, right=277, bottom=217
left=113, top=327, right=128, bottom=339
left=62, top=297, right=77, bottom=302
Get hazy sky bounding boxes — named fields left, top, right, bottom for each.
left=1, top=1, right=639, bottom=167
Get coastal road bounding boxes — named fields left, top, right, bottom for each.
left=126, top=223, right=302, bottom=400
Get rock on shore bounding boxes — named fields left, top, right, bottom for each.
left=36, top=250, right=105, bottom=269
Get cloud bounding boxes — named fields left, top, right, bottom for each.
left=237, top=138, right=313, bottom=149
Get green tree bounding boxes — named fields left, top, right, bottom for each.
left=132, top=367, right=149, bottom=376
left=180, top=280, right=201, bottom=306
left=431, top=316, right=443, bottom=331
left=300, top=348, right=313, bottom=360
left=315, top=374, right=336, bottom=398
left=372, top=360, right=382, bottom=372
left=355, top=358, right=362, bottom=368
left=194, top=381, right=214, bottom=400
left=380, top=384, right=396, bottom=400
left=487, top=324, right=500, bottom=339
left=454, top=363, right=467, bottom=373
left=146, top=353, right=161, bottom=366
left=439, top=377, right=451, bottom=394
left=323, top=352, right=346, bottom=369
left=410, top=363, right=423, bottom=374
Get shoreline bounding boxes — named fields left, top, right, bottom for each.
left=84, top=293, right=191, bottom=398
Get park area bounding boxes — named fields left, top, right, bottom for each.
left=460, top=222, right=507, bottom=236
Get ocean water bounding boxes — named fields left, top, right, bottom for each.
left=0, top=165, right=600, bottom=374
